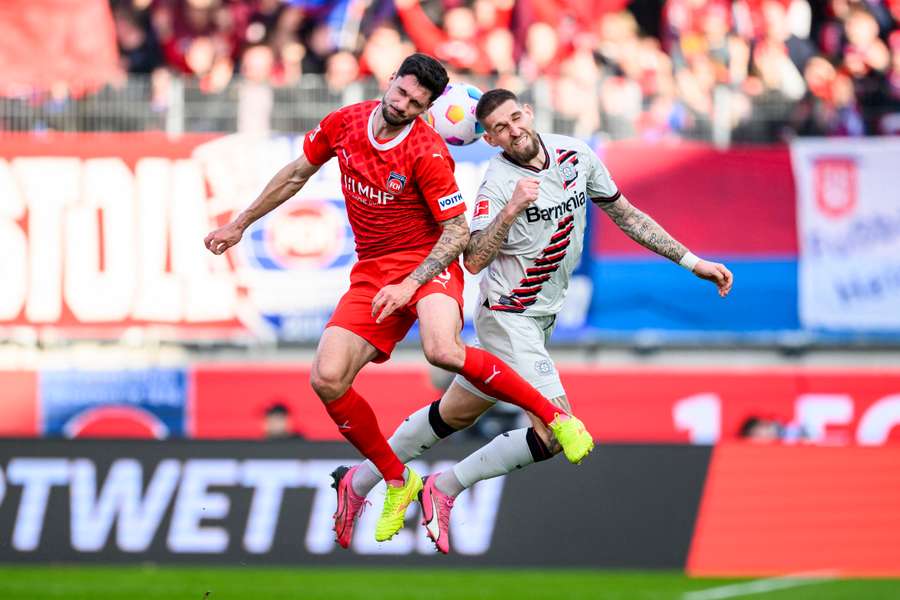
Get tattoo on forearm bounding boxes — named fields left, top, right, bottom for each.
left=409, top=215, right=469, bottom=284
left=464, top=214, right=515, bottom=271
left=601, top=198, right=687, bottom=263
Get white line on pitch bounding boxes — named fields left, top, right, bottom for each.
left=682, top=570, right=839, bottom=600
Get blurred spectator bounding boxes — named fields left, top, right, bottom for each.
left=739, top=416, right=783, bottom=441
left=885, top=31, right=900, bottom=132
left=17, top=0, right=900, bottom=141
left=274, top=41, right=305, bottom=86
left=263, top=401, right=302, bottom=439
left=483, top=27, right=519, bottom=89
left=238, top=44, right=275, bottom=134
left=519, top=21, right=562, bottom=82
left=115, top=4, right=165, bottom=74
left=302, top=22, right=335, bottom=75
left=739, top=415, right=810, bottom=443
left=325, top=50, right=360, bottom=92
left=843, top=6, right=891, bottom=132
left=762, top=0, right=816, bottom=72
left=152, top=0, right=239, bottom=75
left=393, top=0, right=507, bottom=75
left=184, top=35, right=234, bottom=92
left=790, top=54, right=839, bottom=135
left=359, top=25, right=414, bottom=88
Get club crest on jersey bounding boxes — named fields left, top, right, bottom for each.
left=556, top=148, right=579, bottom=190
left=386, top=171, right=407, bottom=194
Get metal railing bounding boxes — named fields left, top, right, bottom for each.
left=2, top=74, right=897, bottom=144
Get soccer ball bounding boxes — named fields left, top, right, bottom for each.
left=424, top=82, right=485, bottom=146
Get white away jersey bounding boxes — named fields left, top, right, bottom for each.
left=470, top=133, right=619, bottom=316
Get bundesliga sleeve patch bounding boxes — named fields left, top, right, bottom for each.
left=473, top=198, right=490, bottom=218
left=437, top=191, right=464, bottom=211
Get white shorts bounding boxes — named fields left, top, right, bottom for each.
left=454, top=303, right=564, bottom=402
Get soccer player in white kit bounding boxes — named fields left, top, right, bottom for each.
left=331, top=89, right=734, bottom=553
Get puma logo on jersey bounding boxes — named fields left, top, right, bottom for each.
left=308, top=125, right=321, bottom=142
left=484, top=366, right=501, bottom=385
left=338, top=420, right=352, bottom=430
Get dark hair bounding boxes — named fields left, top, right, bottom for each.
left=396, top=53, right=449, bottom=103
left=475, top=88, right=518, bottom=123
left=738, top=417, right=760, bottom=438
left=266, top=402, right=290, bottom=417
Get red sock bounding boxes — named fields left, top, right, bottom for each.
left=324, top=387, right=405, bottom=482
left=459, top=346, right=567, bottom=425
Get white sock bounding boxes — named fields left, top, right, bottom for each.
left=351, top=404, right=441, bottom=496
left=451, top=428, right=534, bottom=490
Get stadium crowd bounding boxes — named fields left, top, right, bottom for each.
left=67, top=0, right=900, bottom=139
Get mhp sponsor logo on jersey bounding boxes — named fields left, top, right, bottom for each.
left=438, top=191, right=464, bottom=211
left=342, top=173, right=395, bottom=205
left=40, top=369, right=188, bottom=439
left=243, top=198, right=354, bottom=271
left=525, top=190, right=586, bottom=223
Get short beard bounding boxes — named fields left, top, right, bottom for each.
left=381, top=99, right=412, bottom=127
left=506, top=132, right=540, bottom=163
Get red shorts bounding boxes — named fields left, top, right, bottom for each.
left=327, top=249, right=465, bottom=363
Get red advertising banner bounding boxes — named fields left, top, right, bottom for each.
left=0, top=371, right=38, bottom=436
left=0, top=133, right=247, bottom=339
left=189, top=366, right=900, bottom=444
left=190, top=362, right=442, bottom=440
left=4, top=364, right=899, bottom=443
left=594, top=142, right=797, bottom=257
left=688, top=444, right=900, bottom=576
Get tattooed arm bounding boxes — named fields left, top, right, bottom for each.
left=371, top=214, right=470, bottom=323
left=599, top=194, right=734, bottom=297
left=205, top=150, right=321, bottom=255
left=409, top=214, right=470, bottom=283
left=464, top=177, right=541, bottom=273
left=463, top=210, right=517, bottom=274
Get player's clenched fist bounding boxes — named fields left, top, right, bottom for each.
left=508, top=177, right=540, bottom=213
left=204, top=221, right=245, bottom=255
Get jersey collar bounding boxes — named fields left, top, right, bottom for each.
left=501, top=134, right=550, bottom=173
left=367, top=104, right=415, bottom=151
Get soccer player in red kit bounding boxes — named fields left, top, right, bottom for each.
left=204, top=54, right=593, bottom=544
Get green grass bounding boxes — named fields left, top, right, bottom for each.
left=0, top=566, right=898, bottom=600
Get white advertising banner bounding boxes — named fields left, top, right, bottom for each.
left=792, top=138, right=900, bottom=330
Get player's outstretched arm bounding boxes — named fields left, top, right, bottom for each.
left=600, top=194, right=734, bottom=297
left=464, top=177, right=540, bottom=273
left=371, top=214, right=469, bottom=323
left=204, top=151, right=321, bottom=255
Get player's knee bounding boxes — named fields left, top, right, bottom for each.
left=423, top=342, right=464, bottom=371
left=309, top=366, right=349, bottom=402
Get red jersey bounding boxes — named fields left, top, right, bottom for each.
left=303, top=100, right=466, bottom=260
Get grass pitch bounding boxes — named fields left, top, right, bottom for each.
left=0, top=566, right=898, bottom=600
